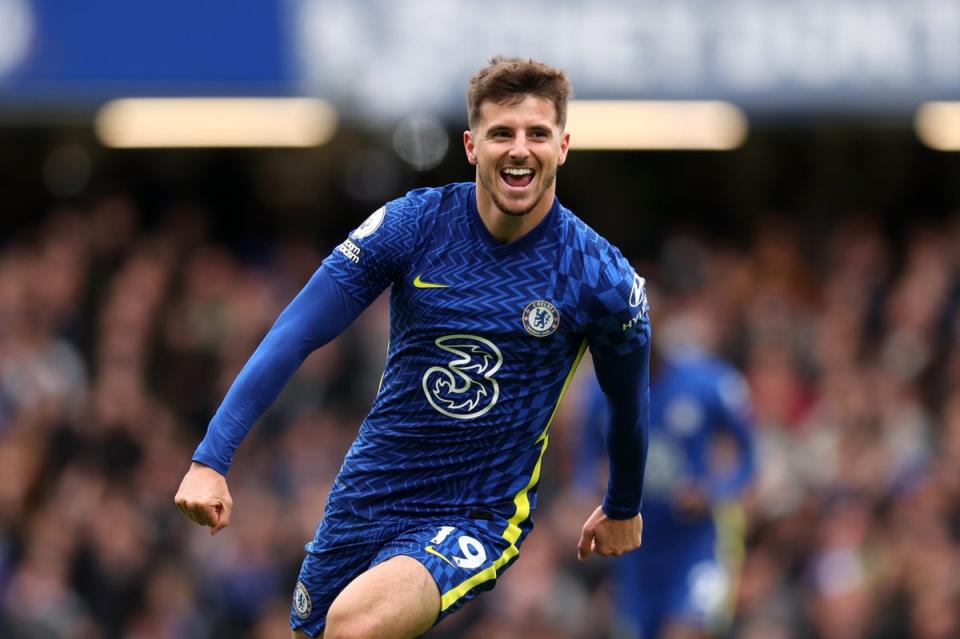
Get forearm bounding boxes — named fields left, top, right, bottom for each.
left=592, top=334, right=651, bottom=519
left=193, top=266, right=365, bottom=473
left=602, top=384, right=648, bottom=519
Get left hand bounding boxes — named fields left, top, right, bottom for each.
left=577, top=506, right=643, bottom=561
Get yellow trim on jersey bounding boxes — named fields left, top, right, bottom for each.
left=376, top=370, right=386, bottom=395
left=375, top=337, right=390, bottom=395
left=439, top=339, right=589, bottom=611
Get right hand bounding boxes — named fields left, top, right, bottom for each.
left=174, top=462, right=233, bottom=535
left=671, top=483, right=710, bottom=520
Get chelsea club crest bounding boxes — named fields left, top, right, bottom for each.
left=294, top=581, right=312, bottom=619
left=522, top=300, right=560, bottom=337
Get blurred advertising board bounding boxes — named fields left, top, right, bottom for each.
left=293, top=0, right=960, bottom=120
left=0, top=0, right=292, bottom=105
left=1, top=0, right=958, bottom=118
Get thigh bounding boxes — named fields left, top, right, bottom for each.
left=324, top=555, right=440, bottom=639
left=291, top=512, right=401, bottom=638
left=292, top=514, right=523, bottom=637
left=371, top=517, right=520, bottom=623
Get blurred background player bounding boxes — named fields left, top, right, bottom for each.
left=576, top=237, right=756, bottom=639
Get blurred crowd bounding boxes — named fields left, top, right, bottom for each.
left=1, top=193, right=959, bottom=639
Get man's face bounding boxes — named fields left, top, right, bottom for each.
left=465, top=95, right=570, bottom=217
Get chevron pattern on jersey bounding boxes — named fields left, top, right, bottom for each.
left=322, top=183, right=649, bottom=522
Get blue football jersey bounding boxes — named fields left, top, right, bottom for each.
left=321, top=182, right=649, bottom=529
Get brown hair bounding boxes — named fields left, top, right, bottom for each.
left=466, top=56, right=573, bottom=131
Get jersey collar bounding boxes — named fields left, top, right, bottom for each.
left=466, top=183, right=560, bottom=254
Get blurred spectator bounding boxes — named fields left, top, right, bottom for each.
left=2, top=194, right=960, bottom=638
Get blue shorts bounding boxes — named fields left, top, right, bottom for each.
left=614, top=508, right=745, bottom=639
left=290, top=506, right=525, bottom=637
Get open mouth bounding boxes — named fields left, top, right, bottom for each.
left=501, top=166, right=535, bottom=189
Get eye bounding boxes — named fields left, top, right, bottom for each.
left=528, top=128, right=550, bottom=141
left=489, top=129, right=511, bottom=140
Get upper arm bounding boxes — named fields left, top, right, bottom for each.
left=322, top=199, right=418, bottom=306
left=584, top=259, right=651, bottom=360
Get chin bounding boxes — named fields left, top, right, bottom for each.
left=495, top=194, right=537, bottom=217
left=498, top=186, right=542, bottom=215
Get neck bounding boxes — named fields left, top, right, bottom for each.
left=474, top=182, right=555, bottom=244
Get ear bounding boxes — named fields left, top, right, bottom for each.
left=557, top=131, right=571, bottom=166
left=464, top=130, right=477, bottom=165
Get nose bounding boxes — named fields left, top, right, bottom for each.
left=509, top=133, right=530, bottom=160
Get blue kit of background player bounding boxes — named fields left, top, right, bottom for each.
left=578, top=338, right=755, bottom=639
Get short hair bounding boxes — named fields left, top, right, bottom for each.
left=466, top=56, right=573, bottom=131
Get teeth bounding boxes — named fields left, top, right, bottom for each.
left=502, top=167, right=533, bottom=176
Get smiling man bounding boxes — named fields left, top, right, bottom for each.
left=175, top=56, right=651, bottom=639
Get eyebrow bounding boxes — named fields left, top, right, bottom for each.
left=485, top=124, right=553, bottom=135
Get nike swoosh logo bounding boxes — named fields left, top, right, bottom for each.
left=424, top=545, right=456, bottom=567
left=413, top=274, right=450, bottom=289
